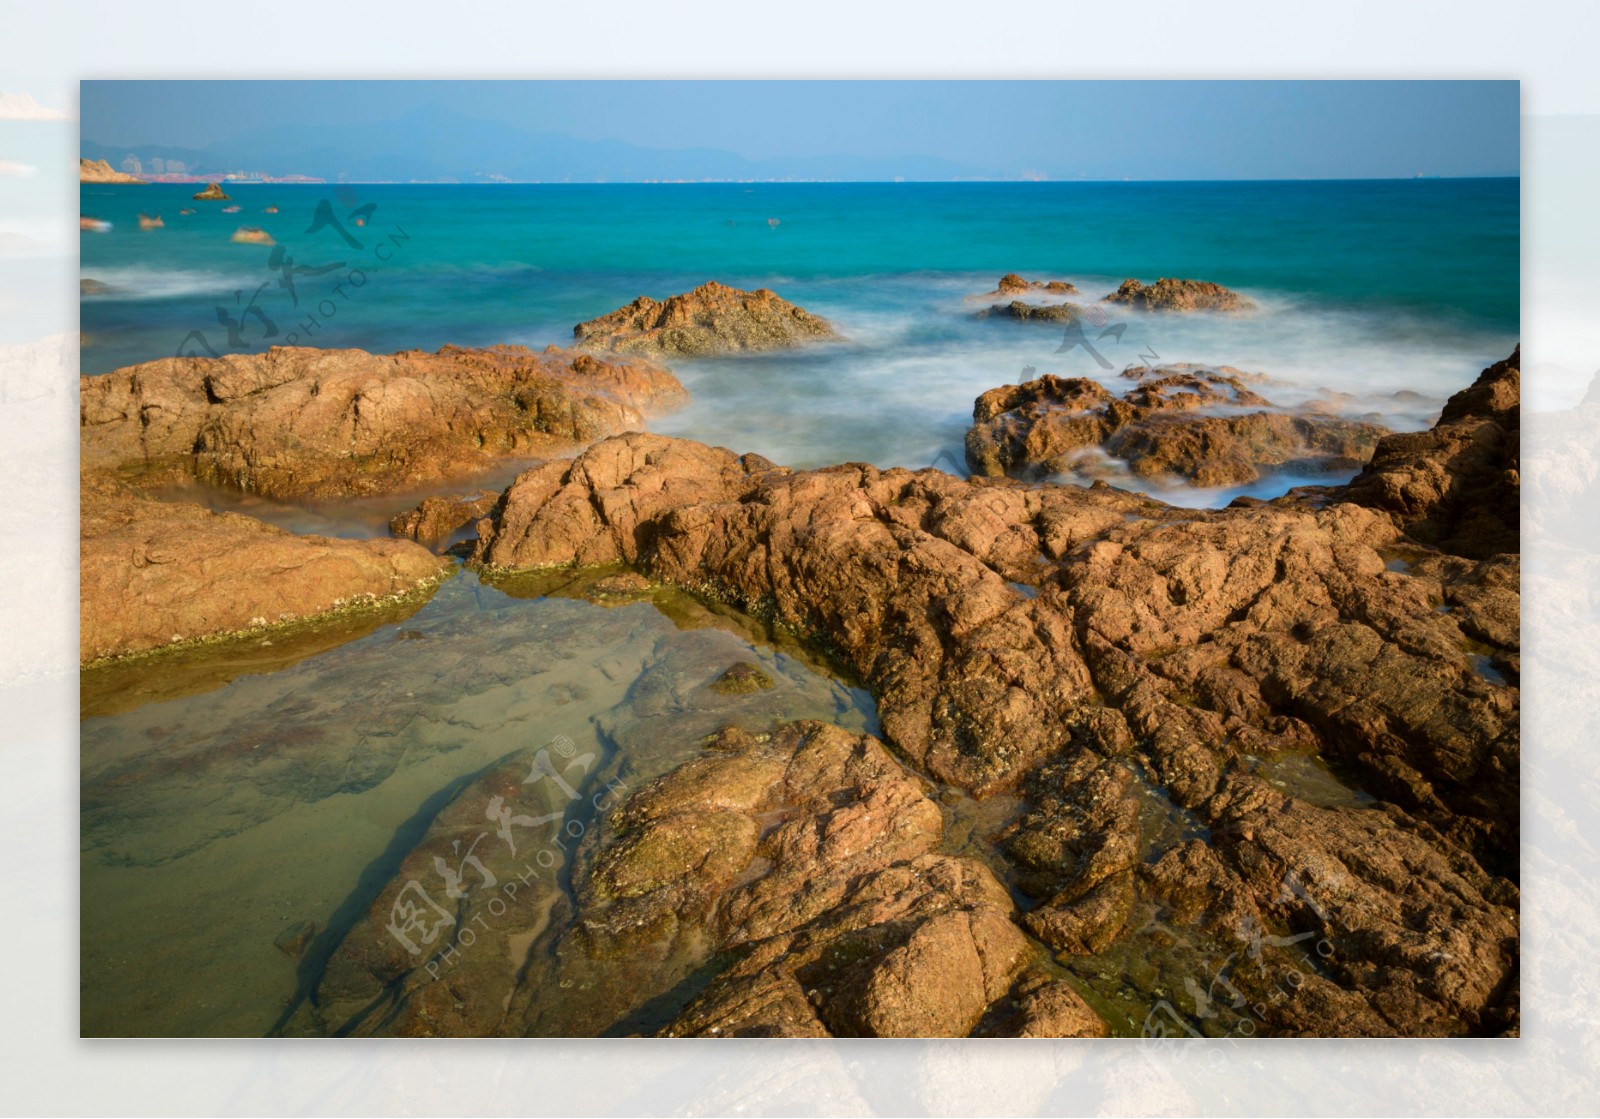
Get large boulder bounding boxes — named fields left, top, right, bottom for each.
left=80, top=343, right=686, bottom=500
left=966, top=368, right=1390, bottom=486
left=572, top=281, right=838, bottom=357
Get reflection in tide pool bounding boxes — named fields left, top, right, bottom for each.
left=79, top=568, right=874, bottom=1036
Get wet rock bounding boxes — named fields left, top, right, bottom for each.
left=468, top=348, right=1520, bottom=1036
left=230, top=225, right=274, bottom=245
left=274, top=919, right=317, bottom=959
left=81, top=343, right=686, bottom=501
left=975, top=973, right=1109, bottom=1038
left=1103, top=277, right=1254, bottom=312
left=389, top=490, right=499, bottom=552
left=192, top=181, right=230, bottom=200
left=711, top=662, right=774, bottom=695
left=572, top=281, right=838, bottom=357
left=80, top=475, right=450, bottom=662
left=974, top=300, right=1084, bottom=324
left=1346, top=347, right=1519, bottom=559
left=549, top=722, right=1051, bottom=1037
left=965, top=369, right=1389, bottom=486
left=587, top=571, right=653, bottom=599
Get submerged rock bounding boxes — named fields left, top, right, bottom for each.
left=467, top=348, right=1521, bottom=1036
left=274, top=920, right=317, bottom=960
left=965, top=368, right=1390, bottom=486
left=711, top=661, right=774, bottom=695
left=572, top=281, right=838, bottom=357
left=81, top=343, right=686, bottom=501
left=1103, top=277, right=1254, bottom=312
left=230, top=225, right=274, bottom=245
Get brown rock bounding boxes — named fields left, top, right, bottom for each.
left=966, top=369, right=1388, bottom=486
left=80, top=476, right=449, bottom=663
left=1346, top=347, right=1519, bottom=559
left=1103, top=277, right=1255, bottom=312
left=192, top=181, right=230, bottom=200
left=80, top=158, right=146, bottom=184
left=80, top=343, right=686, bottom=501
left=389, top=491, right=499, bottom=552
left=463, top=347, right=1520, bottom=1035
left=572, top=281, right=838, bottom=357
left=974, top=300, right=1084, bottom=324
left=230, top=225, right=274, bottom=245
left=980, top=274, right=1080, bottom=298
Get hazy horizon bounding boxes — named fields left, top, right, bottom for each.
left=79, top=80, right=1520, bottom=183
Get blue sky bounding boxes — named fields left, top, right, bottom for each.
left=80, top=80, right=1520, bottom=180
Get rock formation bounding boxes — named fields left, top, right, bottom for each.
left=975, top=274, right=1079, bottom=299
left=1345, top=347, right=1519, bottom=559
left=81, top=343, right=687, bottom=500
left=974, top=301, right=1084, bottom=324
left=79, top=157, right=145, bottom=184
left=460, top=347, right=1520, bottom=1036
left=192, top=181, right=231, bottom=201
left=965, top=368, right=1390, bottom=486
left=1103, top=277, right=1255, bottom=313
left=230, top=226, right=274, bottom=245
left=80, top=474, right=448, bottom=663
left=573, top=281, right=838, bottom=357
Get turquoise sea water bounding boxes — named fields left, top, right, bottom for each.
left=78, top=179, right=1519, bottom=1036
left=80, top=180, right=1518, bottom=496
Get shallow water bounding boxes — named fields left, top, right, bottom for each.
left=80, top=568, right=875, bottom=1036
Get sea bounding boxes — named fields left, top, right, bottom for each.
left=77, top=179, right=1519, bottom=1037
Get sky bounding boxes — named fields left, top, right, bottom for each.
left=78, top=80, right=1520, bottom=180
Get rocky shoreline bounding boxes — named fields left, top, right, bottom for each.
left=79, top=284, right=1519, bottom=1037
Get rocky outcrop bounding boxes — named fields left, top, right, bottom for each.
left=81, top=343, right=687, bottom=501
left=80, top=475, right=449, bottom=663
left=230, top=226, right=274, bottom=245
left=1346, top=347, right=1519, bottom=559
left=573, top=281, right=838, bottom=357
left=976, top=274, right=1079, bottom=299
left=1104, top=277, right=1254, bottom=313
left=192, top=181, right=230, bottom=200
left=974, top=301, right=1084, bottom=324
left=965, top=368, right=1390, bottom=486
left=466, top=349, right=1520, bottom=1036
left=79, top=158, right=145, bottom=184
left=320, top=719, right=1105, bottom=1038
left=389, top=491, right=499, bottom=552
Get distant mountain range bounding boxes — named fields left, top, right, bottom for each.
left=82, top=104, right=992, bottom=183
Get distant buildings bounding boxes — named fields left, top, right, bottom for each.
left=119, top=155, right=142, bottom=175
left=165, top=159, right=186, bottom=174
